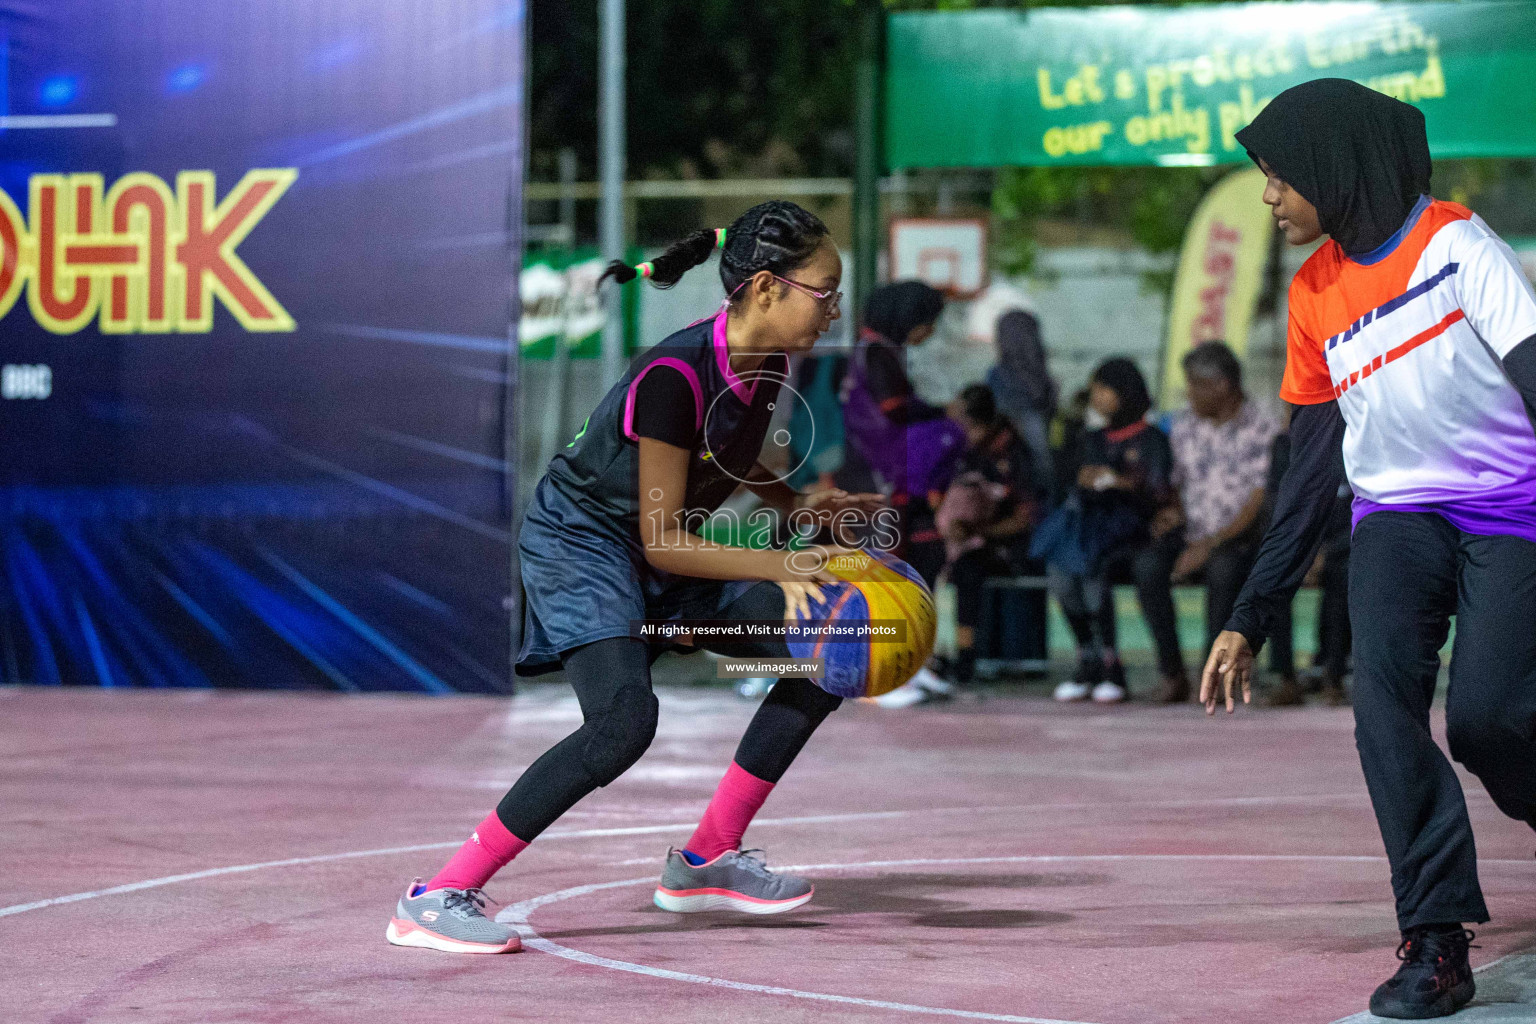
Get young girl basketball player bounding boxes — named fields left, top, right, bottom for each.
left=1202, top=80, right=1536, bottom=1019
left=387, top=201, right=885, bottom=954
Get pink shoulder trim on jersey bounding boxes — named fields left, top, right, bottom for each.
left=623, top=358, right=704, bottom=442
left=713, top=310, right=761, bottom=404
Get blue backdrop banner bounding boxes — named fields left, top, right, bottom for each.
left=0, top=1, right=523, bottom=691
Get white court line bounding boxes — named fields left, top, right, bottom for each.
left=0, top=812, right=897, bottom=919
left=0, top=794, right=1368, bottom=919
left=498, top=854, right=1536, bottom=1024
left=4, top=814, right=1532, bottom=1023
left=502, top=866, right=1093, bottom=1024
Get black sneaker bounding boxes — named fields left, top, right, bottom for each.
left=1368, top=926, right=1476, bottom=1019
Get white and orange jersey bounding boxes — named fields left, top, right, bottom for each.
left=1281, top=196, right=1536, bottom=536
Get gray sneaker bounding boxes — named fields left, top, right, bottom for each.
left=386, top=878, right=521, bottom=953
left=653, top=848, right=814, bottom=914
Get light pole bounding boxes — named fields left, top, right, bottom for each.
left=599, top=0, right=626, bottom=391
left=852, top=0, right=883, bottom=327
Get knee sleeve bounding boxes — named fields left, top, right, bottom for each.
left=580, top=685, right=659, bottom=787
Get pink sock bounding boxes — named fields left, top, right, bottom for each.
left=426, top=812, right=528, bottom=892
left=684, top=762, right=776, bottom=861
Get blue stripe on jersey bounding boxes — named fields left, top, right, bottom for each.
left=1326, top=262, right=1459, bottom=351
left=1349, top=194, right=1432, bottom=267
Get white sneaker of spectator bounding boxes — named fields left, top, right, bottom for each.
left=872, top=679, right=930, bottom=709
left=910, top=665, right=954, bottom=696
left=1091, top=681, right=1127, bottom=704
left=1053, top=680, right=1092, bottom=702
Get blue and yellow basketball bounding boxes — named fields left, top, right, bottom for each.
left=785, top=549, right=936, bottom=699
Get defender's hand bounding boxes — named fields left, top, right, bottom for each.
left=1200, top=630, right=1255, bottom=715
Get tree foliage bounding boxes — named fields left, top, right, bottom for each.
left=991, top=165, right=1221, bottom=275
left=530, top=0, right=859, bottom=182
left=531, top=0, right=1535, bottom=264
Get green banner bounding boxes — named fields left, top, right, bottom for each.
left=887, top=2, right=1536, bottom=168
left=519, top=248, right=639, bottom=360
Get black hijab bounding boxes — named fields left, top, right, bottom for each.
left=1235, top=78, right=1432, bottom=256
left=1091, top=357, right=1152, bottom=431
left=862, top=281, right=945, bottom=346
left=990, top=309, right=1058, bottom=415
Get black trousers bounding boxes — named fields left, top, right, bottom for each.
left=1350, top=512, right=1536, bottom=930
left=495, top=582, right=842, bottom=842
left=1317, top=546, right=1351, bottom=680
left=1127, top=531, right=1256, bottom=679
left=949, top=546, right=1015, bottom=632
left=1269, top=597, right=1296, bottom=679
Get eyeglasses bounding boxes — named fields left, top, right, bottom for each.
left=729, top=274, right=842, bottom=315
left=773, top=275, right=842, bottom=315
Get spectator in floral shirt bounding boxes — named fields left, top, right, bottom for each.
left=1139, top=342, right=1280, bottom=702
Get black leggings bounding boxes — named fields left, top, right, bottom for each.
left=496, top=582, right=842, bottom=842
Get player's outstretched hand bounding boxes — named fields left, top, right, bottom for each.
left=795, top=488, right=886, bottom=522
left=1200, top=630, right=1255, bottom=715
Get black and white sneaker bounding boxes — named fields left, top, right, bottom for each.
left=1368, top=926, right=1475, bottom=1019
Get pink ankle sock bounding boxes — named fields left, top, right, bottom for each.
left=426, top=812, right=528, bottom=892
left=685, top=762, right=776, bottom=861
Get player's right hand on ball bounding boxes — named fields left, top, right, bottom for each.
left=1200, top=630, right=1254, bottom=715
left=777, top=545, right=855, bottom=619
left=784, top=544, right=855, bottom=581
left=778, top=580, right=826, bottom=622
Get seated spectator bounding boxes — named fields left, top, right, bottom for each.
left=1031, top=358, right=1175, bottom=704
left=1138, top=342, right=1280, bottom=703
left=840, top=281, right=963, bottom=588
left=934, top=384, right=1045, bottom=683
left=842, top=282, right=966, bottom=707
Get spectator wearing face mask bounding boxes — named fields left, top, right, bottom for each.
left=1031, top=358, right=1175, bottom=704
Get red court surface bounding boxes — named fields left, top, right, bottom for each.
left=5, top=681, right=1534, bottom=1024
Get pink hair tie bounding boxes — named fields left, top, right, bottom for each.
left=637, top=261, right=655, bottom=279
left=714, top=228, right=726, bottom=249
